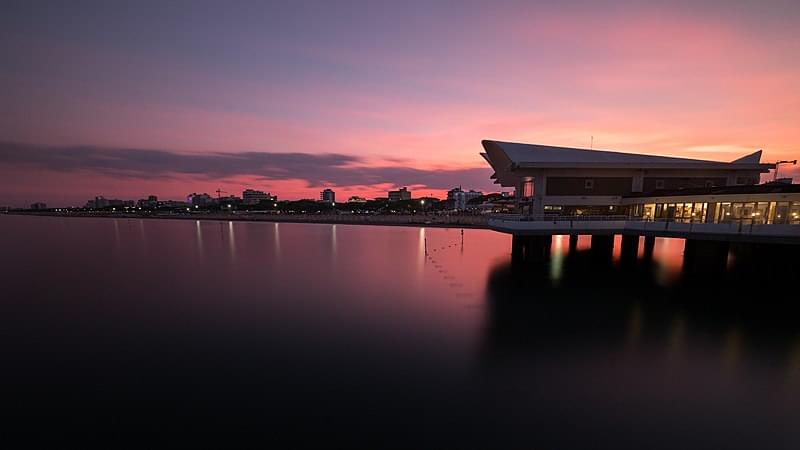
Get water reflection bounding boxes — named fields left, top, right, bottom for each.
left=549, top=235, right=566, bottom=283
left=195, top=220, right=204, bottom=257
left=273, top=222, right=281, bottom=262
left=227, top=221, right=236, bottom=262
left=483, top=235, right=800, bottom=386
left=331, top=224, right=338, bottom=262
left=1, top=215, right=798, bottom=448
left=417, top=227, right=426, bottom=280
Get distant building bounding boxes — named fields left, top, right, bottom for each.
left=447, top=187, right=483, bottom=210
left=83, top=197, right=132, bottom=209
left=388, top=187, right=411, bottom=202
left=86, top=196, right=109, bottom=209
left=187, top=193, right=214, bottom=207
left=218, top=196, right=242, bottom=209
left=30, top=202, right=47, bottom=210
left=137, top=195, right=159, bottom=209
left=242, top=189, right=276, bottom=205
left=107, top=199, right=134, bottom=208
left=347, top=196, right=367, bottom=203
left=320, top=188, right=336, bottom=204
left=158, top=200, right=189, bottom=209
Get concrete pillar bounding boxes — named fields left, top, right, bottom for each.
left=512, top=235, right=525, bottom=264
left=620, top=234, right=639, bottom=264
left=590, top=234, right=615, bottom=260
left=568, top=234, right=578, bottom=252
left=523, top=235, right=552, bottom=263
left=683, top=239, right=729, bottom=276
left=643, top=236, right=656, bottom=260
left=533, top=171, right=546, bottom=217
left=632, top=171, right=644, bottom=193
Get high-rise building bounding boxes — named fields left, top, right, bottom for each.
left=187, top=193, right=214, bottom=207
left=85, top=196, right=109, bottom=209
left=242, top=189, right=276, bottom=205
left=30, top=202, right=47, bottom=210
left=447, top=187, right=483, bottom=210
left=320, top=188, right=336, bottom=204
left=388, top=187, right=411, bottom=202
left=137, top=195, right=159, bottom=209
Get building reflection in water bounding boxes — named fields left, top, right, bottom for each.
left=331, top=224, right=338, bottom=262
left=112, top=219, right=121, bottom=249
left=549, top=235, right=567, bottom=284
left=417, top=227, right=426, bottom=281
left=138, top=219, right=146, bottom=242
left=273, top=222, right=281, bottom=262
left=227, top=221, right=236, bottom=262
left=482, top=235, right=800, bottom=393
left=195, top=220, right=204, bottom=257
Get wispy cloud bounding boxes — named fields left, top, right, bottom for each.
left=0, top=142, right=494, bottom=191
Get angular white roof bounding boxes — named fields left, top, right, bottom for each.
left=481, top=140, right=774, bottom=186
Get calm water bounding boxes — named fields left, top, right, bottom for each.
left=1, top=215, right=799, bottom=447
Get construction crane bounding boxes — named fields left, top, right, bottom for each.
left=215, top=188, right=227, bottom=199
left=774, top=160, right=797, bottom=181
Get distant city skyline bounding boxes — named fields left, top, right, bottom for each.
left=3, top=1, right=800, bottom=206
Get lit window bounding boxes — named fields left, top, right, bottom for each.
left=522, top=180, right=534, bottom=198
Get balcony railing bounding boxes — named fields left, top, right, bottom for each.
left=487, top=214, right=800, bottom=241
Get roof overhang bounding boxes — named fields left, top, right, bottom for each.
left=481, top=139, right=775, bottom=187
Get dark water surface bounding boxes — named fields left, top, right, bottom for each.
left=1, top=215, right=799, bottom=448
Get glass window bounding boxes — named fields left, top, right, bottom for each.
left=691, top=202, right=707, bottom=222
left=737, top=202, right=756, bottom=224
left=773, top=202, right=790, bottom=224
left=717, top=202, right=732, bottom=223
left=674, top=203, right=684, bottom=221
left=522, top=180, right=533, bottom=198
left=753, top=202, right=769, bottom=225
left=790, top=202, right=800, bottom=224
left=643, top=203, right=655, bottom=220
left=665, top=204, right=676, bottom=221
left=584, top=179, right=594, bottom=190
left=674, top=203, right=696, bottom=223
left=732, top=203, right=744, bottom=222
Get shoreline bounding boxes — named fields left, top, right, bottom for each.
left=2, top=211, right=490, bottom=229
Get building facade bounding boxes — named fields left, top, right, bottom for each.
left=137, top=195, right=159, bottom=209
left=187, top=193, right=214, bottom=207
left=482, top=140, right=774, bottom=216
left=388, top=187, right=411, bottom=202
left=623, top=184, right=800, bottom=224
left=242, top=189, right=276, bottom=205
left=447, top=187, right=483, bottom=210
left=347, top=196, right=367, bottom=203
left=320, top=188, right=336, bottom=204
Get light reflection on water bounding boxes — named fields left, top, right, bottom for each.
left=0, top=215, right=798, bottom=448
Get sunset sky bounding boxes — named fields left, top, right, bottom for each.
left=2, top=0, right=799, bottom=206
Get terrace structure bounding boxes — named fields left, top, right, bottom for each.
left=481, top=140, right=798, bottom=269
